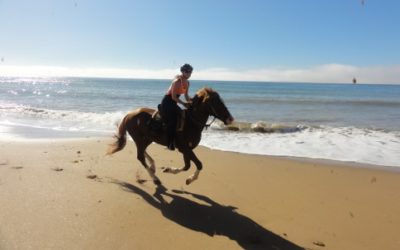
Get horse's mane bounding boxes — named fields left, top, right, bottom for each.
left=195, top=87, right=216, bottom=102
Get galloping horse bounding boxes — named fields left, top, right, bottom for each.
left=107, top=87, right=234, bottom=185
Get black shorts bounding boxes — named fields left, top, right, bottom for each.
left=161, top=95, right=179, bottom=122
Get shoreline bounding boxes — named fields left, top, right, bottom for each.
left=1, top=137, right=400, bottom=249
left=1, top=135, right=399, bottom=172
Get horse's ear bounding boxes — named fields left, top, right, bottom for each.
left=202, top=88, right=216, bottom=103
left=194, top=88, right=211, bottom=104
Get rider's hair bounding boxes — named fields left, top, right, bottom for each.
left=180, top=64, right=193, bottom=73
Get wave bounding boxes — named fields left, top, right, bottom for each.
left=201, top=125, right=400, bottom=167
left=0, top=102, right=124, bottom=132
left=2, top=102, right=399, bottom=136
left=1, top=102, right=400, bottom=167
left=211, top=120, right=309, bottom=134
left=0, top=76, right=72, bottom=85
left=1, top=102, right=309, bottom=134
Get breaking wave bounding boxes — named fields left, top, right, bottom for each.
left=211, top=120, right=310, bottom=134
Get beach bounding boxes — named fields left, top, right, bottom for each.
left=2, top=0, right=400, bottom=248
left=1, top=138, right=400, bottom=250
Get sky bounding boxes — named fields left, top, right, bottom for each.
left=0, top=0, right=400, bottom=84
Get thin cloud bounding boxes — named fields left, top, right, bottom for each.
left=1, top=64, right=399, bottom=84
left=196, top=64, right=400, bottom=84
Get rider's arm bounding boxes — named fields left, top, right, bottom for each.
left=184, top=81, right=191, bottom=103
left=170, top=80, right=186, bottom=106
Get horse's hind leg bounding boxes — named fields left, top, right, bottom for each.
left=144, top=151, right=156, bottom=174
left=137, top=144, right=161, bottom=185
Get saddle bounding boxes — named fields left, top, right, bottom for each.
left=147, top=104, right=186, bottom=132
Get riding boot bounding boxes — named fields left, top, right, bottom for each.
left=168, top=141, right=175, bottom=151
left=167, top=135, right=175, bottom=151
left=166, top=118, right=176, bottom=151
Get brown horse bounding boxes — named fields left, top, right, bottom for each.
left=107, top=87, right=234, bottom=185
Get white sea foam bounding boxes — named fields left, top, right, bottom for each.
left=0, top=102, right=124, bottom=134
left=1, top=102, right=399, bottom=167
left=200, top=126, right=400, bottom=168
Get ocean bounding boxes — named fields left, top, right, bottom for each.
left=1, top=77, right=400, bottom=168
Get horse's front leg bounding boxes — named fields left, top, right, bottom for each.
left=184, top=150, right=202, bottom=185
left=163, top=149, right=202, bottom=185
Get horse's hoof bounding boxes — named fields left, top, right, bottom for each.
left=163, top=167, right=171, bottom=173
left=154, top=179, right=162, bottom=186
left=186, top=179, right=192, bottom=185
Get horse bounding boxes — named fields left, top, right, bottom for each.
left=107, top=87, right=234, bottom=185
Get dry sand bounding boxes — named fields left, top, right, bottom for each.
left=1, top=138, right=400, bottom=250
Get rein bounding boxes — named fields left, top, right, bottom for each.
left=205, top=102, right=220, bottom=129
left=187, top=92, right=223, bottom=130
left=205, top=116, right=216, bottom=129
left=187, top=102, right=218, bottom=130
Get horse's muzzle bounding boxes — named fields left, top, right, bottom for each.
left=225, top=116, right=234, bottom=125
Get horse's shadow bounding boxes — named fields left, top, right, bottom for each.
left=113, top=181, right=304, bottom=250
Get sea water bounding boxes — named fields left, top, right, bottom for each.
left=1, top=77, right=399, bottom=167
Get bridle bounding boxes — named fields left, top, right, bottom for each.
left=204, top=116, right=217, bottom=129
left=187, top=96, right=220, bottom=130
left=205, top=103, right=220, bottom=129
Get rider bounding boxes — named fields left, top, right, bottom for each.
left=161, top=64, right=193, bottom=150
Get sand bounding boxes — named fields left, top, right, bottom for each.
left=1, top=138, right=400, bottom=250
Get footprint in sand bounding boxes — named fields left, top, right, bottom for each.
left=86, top=174, right=103, bottom=182
left=313, top=241, right=326, bottom=247
left=52, top=167, right=64, bottom=172
left=0, top=161, right=9, bottom=166
left=11, top=166, right=23, bottom=170
left=136, top=179, right=147, bottom=184
left=136, top=170, right=147, bottom=184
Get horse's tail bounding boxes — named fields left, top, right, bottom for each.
left=106, top=112, right=134, bottom=155
left=106, top=108, right=155, bottom=155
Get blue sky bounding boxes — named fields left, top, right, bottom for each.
left=1, top=0, right=400, bottom=83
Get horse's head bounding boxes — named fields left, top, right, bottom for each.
left=192, top=88, right=234, bottom=125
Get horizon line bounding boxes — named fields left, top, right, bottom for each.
left=1, top=64, right=399, bottom=84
